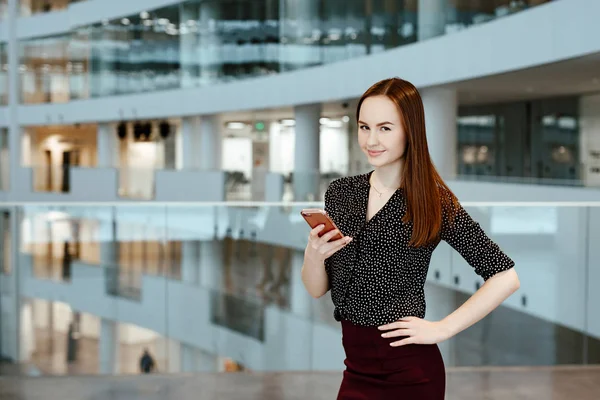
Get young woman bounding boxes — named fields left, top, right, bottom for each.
left=301, top=77, right=520, bottom=399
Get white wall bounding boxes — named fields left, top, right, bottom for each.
left=222, top=137, right=252, bottom=178
left=320, top=125, right=349, bottom=174
left=154, top=170, right=226, bottom=202
left=8, top=167, right=122, bottom=202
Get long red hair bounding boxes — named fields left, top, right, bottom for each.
left=356, top=77, right=458, bottom=247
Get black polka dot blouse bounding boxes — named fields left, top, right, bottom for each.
left=323, top=171, right=515, bottom=327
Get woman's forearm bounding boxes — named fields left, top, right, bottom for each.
left=301, top=258, right=329, bottom=299
left=441, top=268, right=520, bottom=338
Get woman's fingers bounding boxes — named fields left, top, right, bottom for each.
left=381, top=328, right=413, bottom=338
left=378, top=320, right=413, bottom=331
left=318, top=229, right=344, bottom=245
left=323, top=236, right=353, bottom=258
left=309, top=224, right=325, bottom=240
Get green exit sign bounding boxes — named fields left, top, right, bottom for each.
left=254, top=121, right=265, bottom=131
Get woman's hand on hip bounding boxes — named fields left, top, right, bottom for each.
left=305, top=224, right=352, bottom=263
left=377, top=317, right=452, bottom=347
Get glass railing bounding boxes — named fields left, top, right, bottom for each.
left=13, top=0, right=552, bottom=104
left=22, top=164, right=600, bottom=202
left=453, top=173, right=586, bottom=187
left=0, top=202, right=598, bottom=375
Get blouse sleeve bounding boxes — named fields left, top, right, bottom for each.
left=440, top=200, right=515, bottom=281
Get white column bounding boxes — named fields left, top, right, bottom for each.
left=421, top=87, right=457, bottom=179
left=181, top=240, right=199, bottom=285
left=99, top=318, right=119, bottom=374
left=178, top=116, right=201, bottom=170
left=418, top=0, right=447, bottom=41
left=579, top=93, right=600, bottom=187
left=19, top=299, right=35, bottom=362
left=97, top=123, right=116, bottom=168
left=294, top=103, right=321, bottom=201
left=200, top=115, right=220, bottom=171
left=7, top=0, right=21, bottom=196
left=99, top=209, right=119, bottom=296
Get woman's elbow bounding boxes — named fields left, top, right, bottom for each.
left=488, top=267, right=520, bottom=293
left=310, top=289, right=328, bottom=299
left=507, top=267, right=520, bottom=292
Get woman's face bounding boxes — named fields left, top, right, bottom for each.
left=357, top=95, right=407, bottom=168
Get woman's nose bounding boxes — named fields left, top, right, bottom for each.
left=367, top=132, right=379, bottom=146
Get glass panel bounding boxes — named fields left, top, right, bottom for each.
left=20, top=35, right=70, bottom=104
left=458, top=97, right=582, bottom=186
left=457, top=115, right=499, bottom=177
left=1, top=203, right=595, bottom=374
left=371, top=0, right=417, bottom=52
left=445, top=0, right=552, bottom=33
left=13, top=0, right=551, bottom=103
left=280, top=0, right=322, bottom=71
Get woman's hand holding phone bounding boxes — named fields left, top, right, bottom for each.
left=305, top=224, right=353, bottom=264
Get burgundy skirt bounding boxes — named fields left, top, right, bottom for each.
left=337, top=320, right=446, bottom=399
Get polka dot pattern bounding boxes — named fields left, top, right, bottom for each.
left=324, top=171, right=515, bottom=327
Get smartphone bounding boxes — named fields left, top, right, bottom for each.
left=300, top=208, right=343, bottom=241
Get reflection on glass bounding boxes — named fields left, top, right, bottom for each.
left=6, top=203, right=600, bottom=374
left=20, top=35, right=70, bottom=104
left=457, top=115, right=498, bottom=177
left=445, top=0, right=551, bottom=33
left=19, top=0, right=83, bottom=17
left=458, top=95, right=581, bottom=184
left=14, top=0, right=550, bottom=102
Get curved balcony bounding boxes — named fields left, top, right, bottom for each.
left=4, top=0, right=596, bottom=127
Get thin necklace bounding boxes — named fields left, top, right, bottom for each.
left=370, top=173, right=398, bottom=198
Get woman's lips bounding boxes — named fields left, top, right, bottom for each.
left=368, top=150, right=385, bottom=157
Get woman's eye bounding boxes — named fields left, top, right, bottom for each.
left=359, top=125, right=369, bottom=131
left=381, top=126, right=391, bottom=132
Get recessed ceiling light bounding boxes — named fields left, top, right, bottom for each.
left=140, top=11, right=150, bottom=19
left=226, top=122, right=246, bottom=130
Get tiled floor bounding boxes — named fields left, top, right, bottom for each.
left=1, top=366, right=599, bottom=400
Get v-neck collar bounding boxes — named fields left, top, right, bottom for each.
left=358, top=170, right=404, bottom=225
